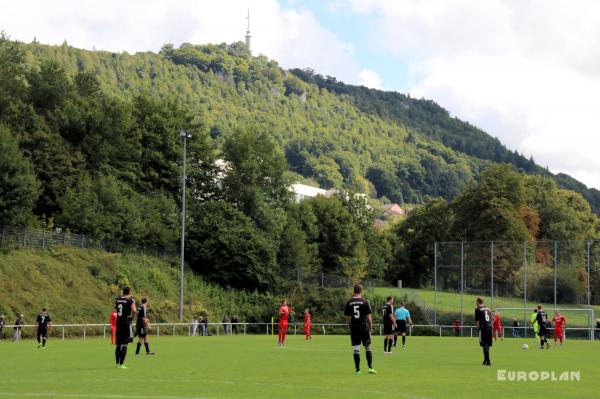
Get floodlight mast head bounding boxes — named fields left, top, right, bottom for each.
left=180, top=129, right=192, bottom=139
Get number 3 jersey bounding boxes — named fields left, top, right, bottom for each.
left=115, top=296, right=136, bottom=325
left=344, top=297, right=372, bottom=332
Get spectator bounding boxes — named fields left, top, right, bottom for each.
left=201, top=316, right=208, bottom=336
left=512, top=319, right=520, bottom=338
left=191, top=316, right=198, bottom=336
left=14, top=314, right=24, bottom=342
left=595, top=319, right=600, bottom=340
left=452, top=319, right=461, bottom=337
left=0, top=314, right=5, bottom=339
left=222, top=315, right=229, bottom=335
left=231, top=314, right=239, bottom=335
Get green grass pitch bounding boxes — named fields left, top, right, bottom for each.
left=1, top=335, right=598, bottom=399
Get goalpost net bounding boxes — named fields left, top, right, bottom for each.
left=495, top=307, right=595, bottom=340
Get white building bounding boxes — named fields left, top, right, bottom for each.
left=290, top=183, right=337, bottom=203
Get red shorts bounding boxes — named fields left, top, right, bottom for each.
left=279, top=321, right=288, bottom=332
left=554, top=328, right=563, bottom=337
left=304, top=324, right=311, bottom=334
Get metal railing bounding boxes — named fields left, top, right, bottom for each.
left=2, top=322, right=598, bottom=341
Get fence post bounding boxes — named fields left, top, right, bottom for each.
left=103, top=325, right=106, bottom=339
left=321, top=272, right=324, bottom=287
left=554, top=241, right=557, bottom=309
left=244, top=324, right=247, bottom=335
left=62, top=326, right=65, bottom=340
left=434, top=242, right=437, bottom=325
left=490, top=241, right=494, bottom=310
left=23, top=228, right=26, bottom=247
left=83, top=326, right=86, bottom=339
left=42, top=230, right=46, bottom=249
left=157, top=325, right=160, bottom=336
left=523, top=241, right=528, bottom=338
left=460, top=242, right=464, bottom=334
left=322, top=325, right=326, bottom=335
left=172, top=325, right=175, bottom=336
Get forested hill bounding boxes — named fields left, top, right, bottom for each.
left=1, top=37, right=598, bottom=212
left=288, top=68, right=600, bottom=213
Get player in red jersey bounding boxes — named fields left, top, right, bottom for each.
left=278, top=300, right=293, bottom=347
left=304, top=308, right=312, bottom=340
left=110, top=310, right=118, bottom=345
left=553, top=311, right=567, bottom=345
left=492, top=311, right=503, bottom=341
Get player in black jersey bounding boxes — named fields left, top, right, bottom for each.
left=474, top=297, right=493, bottom=366
left=536, top=304, right=550, bottom=349
left=382, top=296, right=396, bottom=354
left=135, top=297, right=155, bottom=355
left=114, top=287, right=137, bottom=369
left=36, top=308, right=52, bottom=349
left=344, top=284, right=377, bottom=374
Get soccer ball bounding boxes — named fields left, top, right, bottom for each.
left=522, top=344, right=529, bottom=350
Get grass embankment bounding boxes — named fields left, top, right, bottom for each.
left=0, top=247, right=273, bottom=325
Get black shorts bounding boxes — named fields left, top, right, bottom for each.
left=116, top=324, right=133, bottom=345
left=538, top=326, right=548, bottom=337
left=37, top=327, right=48, bottom=338
left=479, top=328, right=493, bottom=347
left=136, top=325, right=147, bottom=338
left=350, top=328, right=372, bottom=347
left=383, top=322, right=394, bottom=335
left=396, top=320, right=407, bottom=334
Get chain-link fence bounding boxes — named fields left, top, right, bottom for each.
left=0, top=227, right=104, bottom=250
left=434, top=241, right=599, bottom=332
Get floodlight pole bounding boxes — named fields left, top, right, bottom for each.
left=179, top=129, right=191, bottom=322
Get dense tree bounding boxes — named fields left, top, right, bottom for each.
left=186, top=200, right=278, bottom=290
left=0, top=125, right=40, bottom=226
left=393, top=198, right=454, bottom=287
left=451, top=164, right=530, bottom=241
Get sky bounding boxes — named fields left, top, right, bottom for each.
left=2, top=0, right=600, bottom=189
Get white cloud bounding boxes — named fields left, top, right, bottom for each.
left=0, top=0, right=361, bottom=83
left=347, top=0, right=600, bottom=189
left=357, top=69, right=382, bottom=89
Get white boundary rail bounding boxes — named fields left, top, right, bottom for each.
left=1, top=322, right=598, bottom=341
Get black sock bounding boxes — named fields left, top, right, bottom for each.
left=366, top=350, right=373, bottom=368
left=120, top=345, right=128, bottom=365
left=144, top=342, right=150, bottom=353
left=540, top=339, right=544, bottom=347
left=115, top=346, right=120, bottom=364
left=136, top=343, right=141, bottom=354
left=353, top=353, right=360, bottom=371
left=393, top=335, right=397, bottom=345
left=383, top=338, right=388, bottom=352
left=42, top=338, right=46, bottom=347
left=402, top=335, right=406, bottom=345
left=483, top=347, right=490, bottom=363
left=37, top=336, right=41, bottom=343
left=387, top=338, right=392, bottom=352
